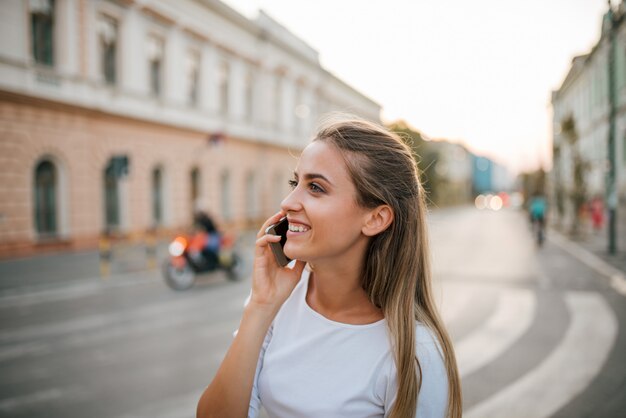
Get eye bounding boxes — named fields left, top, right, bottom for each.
left=309, top=182, right=325, bottom=193
left=288, top=179, right=298, bottom=189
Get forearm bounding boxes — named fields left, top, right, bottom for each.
left=197, top=304, right=277, bottom=418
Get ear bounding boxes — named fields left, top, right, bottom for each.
left=362, top=205, right=394, bottom=237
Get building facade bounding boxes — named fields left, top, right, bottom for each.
left=550, top=0, right=626, bottom=241
left=0, top=0, right=380, bottom=257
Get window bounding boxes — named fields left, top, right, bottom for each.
left=147, top=36, right=164, bottom=97
left=34, top=160, right=57, bottom=236
left=244, top=70, right=254, bottom=121
left=30, top=0, right=55, bottom=66
left=294, top=84, right=310, bottom=133
left=152, top=167, right=163, bottom=226
left=274, top=75, right=282, bottom=128
left=190, top=167, right=200, bottom=216
left=98, top=15, right=118, bottom=85
left=245, top=172, right=257, bottom=221
left=186, top=50, right=200, bottom=106
left=220, top=170, right=231, bottom=221
left=218, top=60, right=230, bottom=115
left=104, top=159, right=120, bottom=231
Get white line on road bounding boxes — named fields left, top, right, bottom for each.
left=0, top=386, right=87, bottom=413
left=549, top=232, right=626, bottom=297
left=0, top=270, right=159, bottom=308
left=464, top=291, right=617, bottom=418
left=436, top=283, right=482, bottom=326
left=456, top=288, right=536, bottom=377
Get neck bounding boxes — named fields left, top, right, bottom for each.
left=306, top=243, right=383, bottom=324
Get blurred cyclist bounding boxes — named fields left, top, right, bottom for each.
left=528, top=193, right=547, bottom=245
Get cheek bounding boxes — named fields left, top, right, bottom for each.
left=313, top=206, right=364, bottom=243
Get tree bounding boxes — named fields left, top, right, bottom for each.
left=561, top=116, right=587, bottom=237
left=387, top=120, right=440, bottom=205
left=552, top=143, right=565, bottom=225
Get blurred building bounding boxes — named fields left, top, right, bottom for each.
left=550, top=0, right=626, bottom=233
left=472, top=156, right=492, bottom=195
left=471, top=155, right=514, bottom=196
left=0, top=0, right=380, bottom=257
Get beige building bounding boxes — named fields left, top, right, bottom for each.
left=550, top=0, right=625, bottom=239
left=0, top=0, right=380, bottom=258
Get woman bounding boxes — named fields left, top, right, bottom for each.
left=197, top=117, right=462, bottom=418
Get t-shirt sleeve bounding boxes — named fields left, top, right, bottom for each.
left=382, top=327, right=449, bottom=418
left=247, top=324, right=274, bottom=418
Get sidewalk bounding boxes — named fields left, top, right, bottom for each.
left=0, top=230, right=258, bottom=293
left=548, top=214, right=626, bottom=296
left=568, top=214, right=626, bottom=275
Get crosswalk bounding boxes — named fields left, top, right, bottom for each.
left=439, top=282, right=618, bottom=418
left=0, top=253, right=621, bottom=417
left=114, top=280, right=620, bottom=418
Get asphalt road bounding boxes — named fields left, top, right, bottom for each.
left=0, top=206, right=624, bottom=417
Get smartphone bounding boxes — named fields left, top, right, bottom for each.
left=265, top=216, right=292, bottom=267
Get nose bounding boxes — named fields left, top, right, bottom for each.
left=280, top=188, right=303, bottom=214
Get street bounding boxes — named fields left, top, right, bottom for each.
left=0, top=206, right=625, bottom=417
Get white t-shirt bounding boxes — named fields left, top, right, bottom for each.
left=248, top=269, right=449, bottom=418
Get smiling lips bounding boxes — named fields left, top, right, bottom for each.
left=288, top=223, right=310, bottom=233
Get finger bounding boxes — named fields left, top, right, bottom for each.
left=255, top=234, right=281, bottom=247
left=255, top=234, right=281, bottom=258
left=257, top=211, right=286, bottom=238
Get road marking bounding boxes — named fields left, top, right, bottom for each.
left=0, top=341, right=50, bottom=362
left=436, top=282, right=482, bottom=325
left=456, top=288, right=535, bottom=377
left=464, top=292, right=617, bottom=418
left=0, top=386, right=87, bottom=412
left=549, top=232, right=626, bottom=296
left=0, top=270, right=159, bottom=308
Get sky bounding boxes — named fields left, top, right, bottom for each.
left=223, top=0, right=612, bottom=174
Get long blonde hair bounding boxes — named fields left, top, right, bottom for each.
left=314, top=117, right=462, bottom=418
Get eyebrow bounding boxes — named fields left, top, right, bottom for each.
left=293, top=171, right=333, bottom=186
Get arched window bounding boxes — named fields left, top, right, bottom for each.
left=152, top=166, right=163, bottom=226
left=246, top=171, right=257, bottom=221
left=34, top=160, right=57, bottom=236
left=221, top=170, right=231, bottom=221
left=104, top=159, right=120, bottom=231
left=190, top=167, right=200, bottom=216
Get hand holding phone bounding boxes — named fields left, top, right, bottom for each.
left=265, top=216, right=292, bottom=267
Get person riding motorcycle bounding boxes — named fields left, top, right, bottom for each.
left=193, top=211, right=221, bottom=268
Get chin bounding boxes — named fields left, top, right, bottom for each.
left=284, top=244, right=306, bottom=262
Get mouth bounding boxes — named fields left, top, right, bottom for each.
left=288, top=223, right=310, bottom=233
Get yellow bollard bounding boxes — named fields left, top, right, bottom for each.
left=99, top=236, right=111, bottom=278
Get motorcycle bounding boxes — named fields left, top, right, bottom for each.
left=163, top=231, right=242, bottom=290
